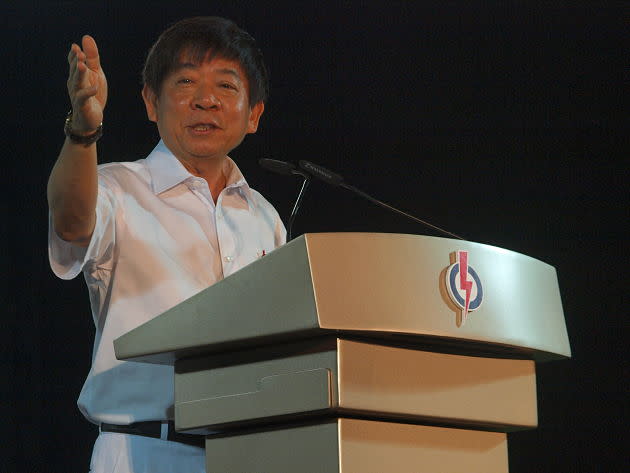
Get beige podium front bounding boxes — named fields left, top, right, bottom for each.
left=115, top=233, right=570, bottom=473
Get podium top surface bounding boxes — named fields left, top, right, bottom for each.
left=115, top=233, right=570, bottom=364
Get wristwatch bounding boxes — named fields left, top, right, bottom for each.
left=64, top=110, right=103, bottom=145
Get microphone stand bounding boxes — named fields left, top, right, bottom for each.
left=340, top=182, right=464, bottom=240
left=288, top=174, right=311, bottom=241
left=260, top=157, right=464, bottom=242
left=258, top=158, right=312, bottom=241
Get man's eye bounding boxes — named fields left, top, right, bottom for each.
left=177, top=78, right=192, bottom=84
left=221, top=83, right=237, bottom=90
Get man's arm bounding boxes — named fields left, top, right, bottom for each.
left=47, top=35, right=107, bottom=246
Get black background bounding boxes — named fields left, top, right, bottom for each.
left=3, top=1, right=626, bottom=472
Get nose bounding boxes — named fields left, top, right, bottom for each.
left=193, top=85, right=220, bottom=111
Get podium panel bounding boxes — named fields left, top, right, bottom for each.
left=205, top=418, right=509, bottom=473
left=174, top=338, right=536, bottom=433
left=115, top=233, right=570, bottom=365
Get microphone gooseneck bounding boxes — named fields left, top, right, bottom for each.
left=260, top=157, right=465, bottom=241
left=298, top=160, right=465, bottom=240
left=259, top=158, right=311, bottom=241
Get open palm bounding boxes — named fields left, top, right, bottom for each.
left=67, top=35, right=108, bottom=133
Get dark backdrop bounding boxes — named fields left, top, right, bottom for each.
left=3, top=1, right=625, bottom=472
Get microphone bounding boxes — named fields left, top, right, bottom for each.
left=259, top=158, right=307, bottom=177
left=259, top=158, right=311, bottom=241
left=298, top=160, right=343, bottom=186
left=298, top=160, right=465, bottom=240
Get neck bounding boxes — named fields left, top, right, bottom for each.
left=178, top=155, right=228, bottom=204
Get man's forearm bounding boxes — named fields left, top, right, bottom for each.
left=47, top=138, right=98, bottom=246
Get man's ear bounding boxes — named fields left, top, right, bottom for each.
left=246, top=101, right=265, bottom=134
left=142, top=84, right=159, bottom=123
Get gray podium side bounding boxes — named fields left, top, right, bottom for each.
left=115, top=233, right=570, bottom=473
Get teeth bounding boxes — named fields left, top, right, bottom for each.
left=193, top=125, right=215, bottom=131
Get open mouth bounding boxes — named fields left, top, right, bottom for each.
left=190, top=123, right=219, bottom=132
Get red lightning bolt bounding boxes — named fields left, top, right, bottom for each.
left=458, top=251, right=473, bottom=322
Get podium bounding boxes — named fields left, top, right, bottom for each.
left=115, top=233, right=570, bottom=472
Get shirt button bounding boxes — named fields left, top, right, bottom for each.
left=224, top=255, right=233, bottom=262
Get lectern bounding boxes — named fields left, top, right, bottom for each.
left=115, top=233, right=570, bottom=473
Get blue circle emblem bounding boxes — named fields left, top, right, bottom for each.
left=445, top=262, right=483, bottom=312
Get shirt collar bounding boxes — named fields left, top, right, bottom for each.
left=145, top=140, right=254, bottom=202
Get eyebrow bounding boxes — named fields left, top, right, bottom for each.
left=173, top=63, right=241, bottom=80
left=215, top=68, right=241, bottom=80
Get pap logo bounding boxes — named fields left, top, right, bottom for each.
left=445, top=250, right=483, bottom=326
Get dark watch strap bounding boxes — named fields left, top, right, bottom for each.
left=64, top=110, right=103, bottom=145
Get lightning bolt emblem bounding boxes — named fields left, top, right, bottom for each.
left=445, top=250, right=483, bottom=327
left=458, top=251, right=473, bottom=324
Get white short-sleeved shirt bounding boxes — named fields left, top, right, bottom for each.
left=49, top=140, right=286, bottom=425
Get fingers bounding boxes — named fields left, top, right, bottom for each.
left=67, top=35, right=100, bottom=78
left=67, top=43, right=98, bottom=108
left=65, top=35, right=106, bottom=127
left=82, top=35, right=101, bottom=70
left=67, top=43, right=81, bottom=78
left=68, top=47, right=90, bottom=93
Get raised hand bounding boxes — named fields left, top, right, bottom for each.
left=67, top=35, right=108, bottom=134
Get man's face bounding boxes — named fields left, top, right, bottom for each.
left=142, top=54, right=264, bottom=164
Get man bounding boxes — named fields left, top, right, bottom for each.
left=47, top=17, right=285, bottom=473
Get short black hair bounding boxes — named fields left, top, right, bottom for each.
left=142, top=17, right=268, bottom=105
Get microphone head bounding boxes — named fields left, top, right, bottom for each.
left=259, top=158, right=297, bottom=176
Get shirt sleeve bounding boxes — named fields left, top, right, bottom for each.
left=48, top=173, right=119, bottom=280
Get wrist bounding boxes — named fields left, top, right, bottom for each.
left=64, top=110, right=103, bottom=145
